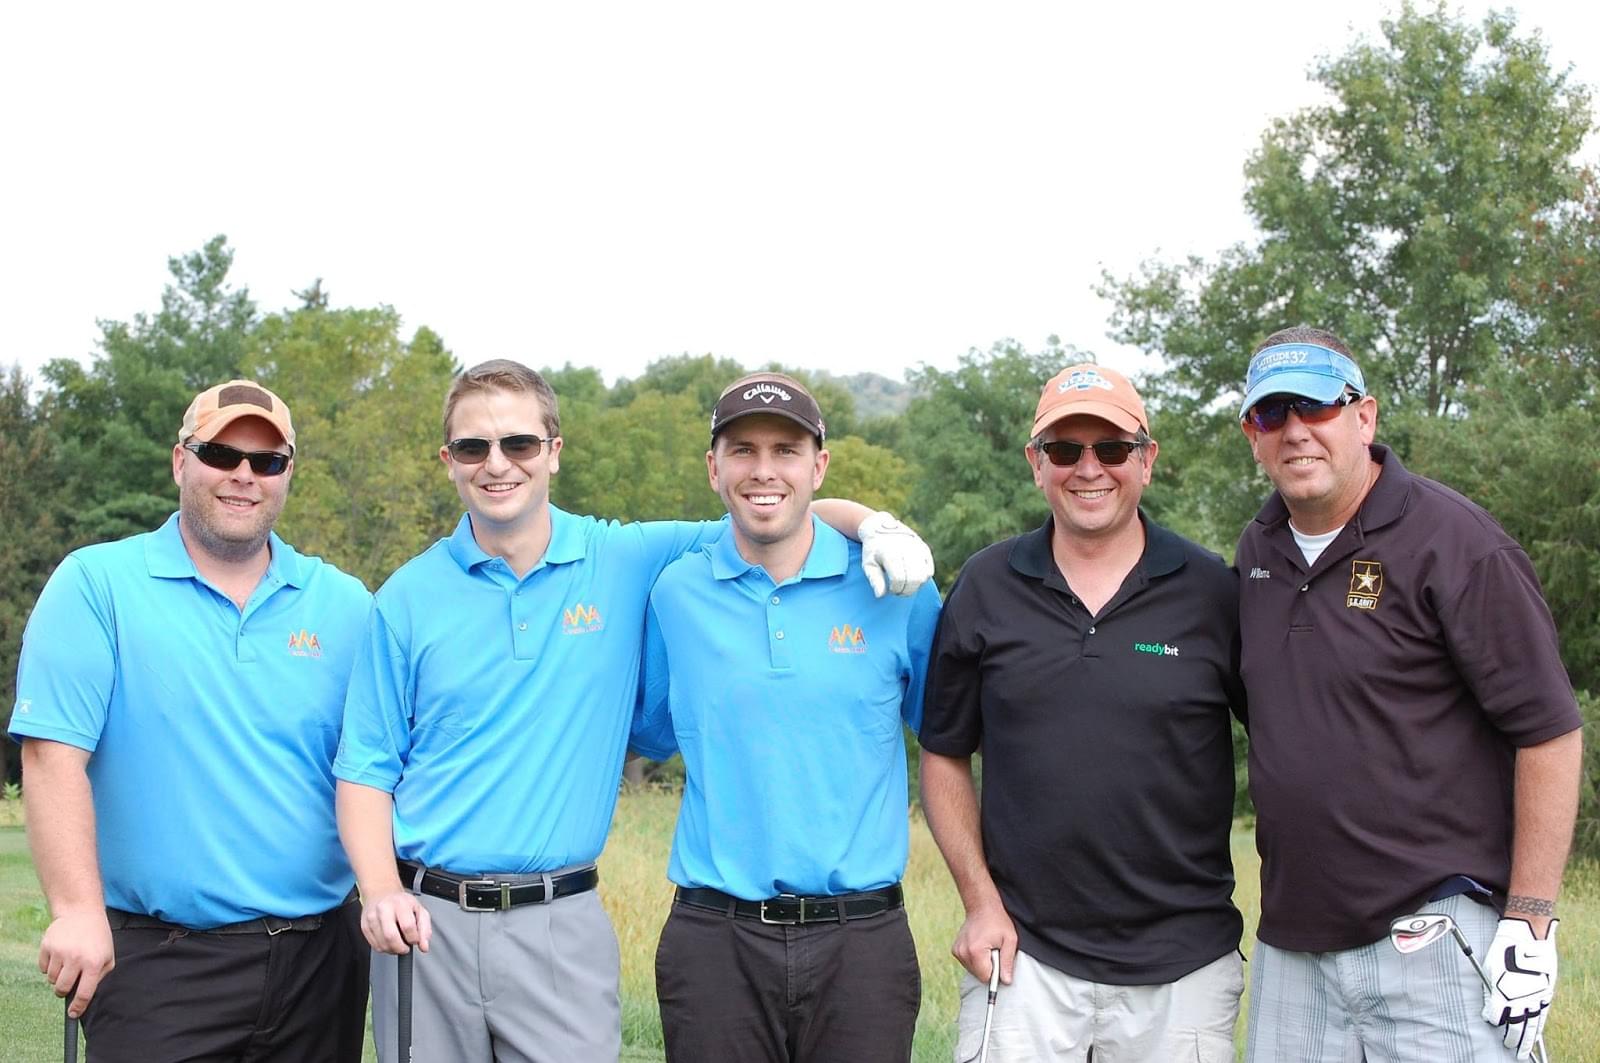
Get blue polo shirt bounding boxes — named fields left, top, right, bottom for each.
left=333, top=508, right=720, bottom=873
left=10, top=513, right=372, bottom=928
left=632, top=517, right=941, bottom=899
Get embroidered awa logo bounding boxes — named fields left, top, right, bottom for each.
left=1133, top=641, right=1180, bottom=657
left=288, top=629, right=322, bottom=657
left=1347, top=560, right=1383, bottom=611
left=562, top=603, right=604, bottom=634
left=828, top=624, right=867, bottom=654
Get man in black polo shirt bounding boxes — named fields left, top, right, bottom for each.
left=1235, top=326, right=1583, bottom=1062
left=921, top=363, right=1247, bottom=1061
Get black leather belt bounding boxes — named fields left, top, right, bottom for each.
left=675, top=884, right=903, bottom=925
left=106, top=904, right=338, bottom=935
left=398, top=859, right=599, bottom=912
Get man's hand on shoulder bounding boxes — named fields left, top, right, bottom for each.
left=1481, top=916, right=1557, bottom=1060
left=360, top=889, right=433, bottom=955
left=952, top=901, right=1019, bottom=986
left=39, top=908, right=114, bottom=1019
left=858, top=511, right=934, bottom=597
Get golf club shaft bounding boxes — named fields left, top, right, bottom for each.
left=978, top=947, right=1001, bottom=1063
left=397, top=946, right=414, bottom=1063
left=64, top=994, right=78, bottom=1063
left=1448, top=928, right=1494, bottom=991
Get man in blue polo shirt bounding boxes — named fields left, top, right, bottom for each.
left=333, top=359, right=934, bottom=1063
left=12, top=380, right=372, bottom=1061
left=631, top=371, right=940, bottom=1062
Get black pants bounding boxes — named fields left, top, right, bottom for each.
left=81, top=899, right=367, bottom=1063
left=655, top=900, right=921, bottom=1063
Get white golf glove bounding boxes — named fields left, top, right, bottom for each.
left=857, top=511, right=934, bottom=597
left=1481, top=917, right=1557, bottom=1059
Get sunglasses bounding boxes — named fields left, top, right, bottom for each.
left=1036, top=439, right=1144, bottom=467
left=182, top=441, right=293, bottom=477
left=1245, top=392, right=1360, bottom=433
left=445, top=434, right=555, bottom=464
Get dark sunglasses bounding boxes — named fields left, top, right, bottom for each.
left=1245, top=392, right=1360, bottom=433
left=182, top=441, right=293, bottom=477
left=1036, top=439, right=1144, bottom=467
left=445, top=434, right=555, bottom=464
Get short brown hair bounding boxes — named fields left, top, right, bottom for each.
left=442, top=359, right=561, bottom=441
left=1255, top=326, right=1354, bottom=359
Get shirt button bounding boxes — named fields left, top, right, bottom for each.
left=775, top=630, right=785, bottom=640
left=518, top=622, right=528, bottom=631
left=771, top=595, right=780, bottom=605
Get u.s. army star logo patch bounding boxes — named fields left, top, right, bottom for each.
left=1347, top=560, right=1383, bottom=610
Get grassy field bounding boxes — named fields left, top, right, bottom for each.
left=3, top=792, right=1599, bottom=1061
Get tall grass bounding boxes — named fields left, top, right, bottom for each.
left=3, top=796, right=1598, bottom=1061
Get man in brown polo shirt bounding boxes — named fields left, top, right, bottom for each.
left=1235, top=326, right=1583, bottom=1061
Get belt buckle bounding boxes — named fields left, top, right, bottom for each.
left=458, top=879, right=511, bottom=912
left=759, top=895, right=805, bottom=925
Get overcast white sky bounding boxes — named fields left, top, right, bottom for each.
left=2, top=2, right=1596, bottom=387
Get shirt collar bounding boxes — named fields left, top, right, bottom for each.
left=147, top=512, right=306, bottom=586
left=1008, top=511, right=1185, bottom=583
left=444, top=505, right=586, bottom=574
left=709, top=513, right=849, bottom=582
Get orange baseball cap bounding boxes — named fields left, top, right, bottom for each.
left=179, top=380, right=296, bottom=448
left=1031, top=363, right=1148, bottom=437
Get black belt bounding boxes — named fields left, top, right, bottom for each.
left=398, top=859, right=599, bottom=912
left=675, top=884, right=903, bottom=925
left=107, top=908, right=328, bottom=935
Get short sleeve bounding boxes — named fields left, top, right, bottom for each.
left=11, top=557, right=115, bottom=752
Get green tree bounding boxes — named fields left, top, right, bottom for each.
left=902, top=338, right=1077, bottom=582
left=246, top=304, right=460, bottom=587
left=44, top=236, right=257, bottom=544
left=552, top=388, right=724, bottom=523
left=1100, top=4, right=1592, bottom=550
left=0, top=367, right=70, bottom=783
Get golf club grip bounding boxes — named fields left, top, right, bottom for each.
left=64, top=995, right=78, bottom=1063
left=397, top=947, right=414, bottom=1062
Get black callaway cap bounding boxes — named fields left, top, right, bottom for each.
left=710, top=373, right=826, bottom=444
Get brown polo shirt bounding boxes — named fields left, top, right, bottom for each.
left=1237, top=445, right=1581, bottom=952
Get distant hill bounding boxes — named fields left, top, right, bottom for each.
left=812, top=370, right=918, bottom=420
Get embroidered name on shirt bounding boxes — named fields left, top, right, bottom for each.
left=1249, top=567, right=1271, bottom=579
left=562, top=603, right=604, bottom=634
left=288, top=630, right=322, bottom=657
left=829, top=624, right=867, bottom=653
left=1347, top=560, right=1383, bottom=610
left=1133, top=642, right=1180, bottom=657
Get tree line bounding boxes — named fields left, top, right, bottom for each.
left=2, top=6, right=1597, bottom=851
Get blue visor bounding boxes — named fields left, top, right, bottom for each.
left=1240, top=343, right=1366, bottom=418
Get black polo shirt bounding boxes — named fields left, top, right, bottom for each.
left=1238, top=445, right=1582, bottom=952
left=920, top=514, right=1245, bottom=985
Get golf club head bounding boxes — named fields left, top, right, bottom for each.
left=1389, top=912, right=1457, bottom=954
